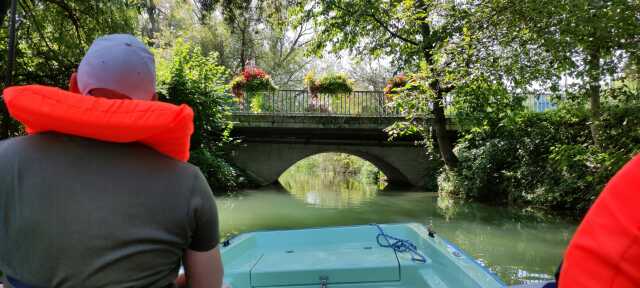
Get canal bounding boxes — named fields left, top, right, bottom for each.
left=218, top=154, right=578, bottom=286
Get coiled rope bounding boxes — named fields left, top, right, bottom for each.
left=370, top=223, right=426, bottom=263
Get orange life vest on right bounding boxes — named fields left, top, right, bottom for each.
left=560, top=154, right=640, bottom=287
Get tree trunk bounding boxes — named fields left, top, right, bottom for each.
left=415, top=0, right=458, bottom=169
left=431, top=83, right=458, bottom=169
left=240, top=29, right=246, bottom=71
left=587, top=48, right=602, bottom=148
left=145, top=0, right=159, bottom=44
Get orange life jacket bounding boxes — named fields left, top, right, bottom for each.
left=2, top=85, right=194, bottom=162
left=560, top=154, right=640, bottom=287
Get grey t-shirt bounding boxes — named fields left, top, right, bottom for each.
left=0, top=133, right=219, bottom=288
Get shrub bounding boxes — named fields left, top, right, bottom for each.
left=156, top=39, right=240, bottom=192
left=190, top=148, right=240, bottom=192
left=442, top=100, right=640, bottom=217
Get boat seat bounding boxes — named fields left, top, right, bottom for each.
left=250, top=246, right=400, bottom=287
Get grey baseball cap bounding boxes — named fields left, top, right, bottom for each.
left=77, top=34, right=156, bottom=101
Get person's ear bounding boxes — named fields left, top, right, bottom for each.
left=69, top=72, right=80, bottom=93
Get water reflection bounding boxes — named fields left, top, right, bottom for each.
left=279, top=170, right=378, bottom=208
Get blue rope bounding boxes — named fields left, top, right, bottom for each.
left=370, top=224, right=426, bottom=263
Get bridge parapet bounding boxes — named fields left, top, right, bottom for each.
left=229, top=89, right=556, bottom=117
left=233, top=90, right=407, bottom=116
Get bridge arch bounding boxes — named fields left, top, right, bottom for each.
left=276, top=150, right=409, bottom=185
left=230, top=141, right=437, bottom=187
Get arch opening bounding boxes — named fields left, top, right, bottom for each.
left=230, top=142, right=426, bottom=188
left=278, top=152, right=390, bottom=208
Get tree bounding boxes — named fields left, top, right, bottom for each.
left=209, top=0, right=268, bottom=71
left=465, top=0, right=640, bottom=148
left=151, top=0, right=235, bottom=69
left=137, top=0, right=160, bottom=45
left=257, top=1, right=313, bottom=88
left=0, top=0, right=138, bottom=139
left=301, top=0, right=462, bottom=169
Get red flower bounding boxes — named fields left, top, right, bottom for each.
left=241, top=67, right=268, bottom=81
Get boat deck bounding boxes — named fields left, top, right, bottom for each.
left=221, top=223, right=506, bottom=288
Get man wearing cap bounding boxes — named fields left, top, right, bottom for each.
left=0, top=34, right=224, bottom=288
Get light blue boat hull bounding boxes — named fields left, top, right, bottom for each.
left=221, top=223, right=506, bottom=287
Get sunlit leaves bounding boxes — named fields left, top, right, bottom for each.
left=156, top=39, right=231, bottom=150
left=2, top=0, right=138, bottom=88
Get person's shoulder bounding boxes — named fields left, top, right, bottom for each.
left=170, top=159, right=209, bottom=189
left=0, top=134, right=38, bottom=153
left=173, top=159, right=204, bottom=177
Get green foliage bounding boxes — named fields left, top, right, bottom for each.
left=304, top=70, right=319, bottom=92
left=242, top=77, right=277, bottom=93
left=384, top=70, right=436, bottom=142
left=317, top=73, right=354, bottom=94
left=304, top=71, right=354, bottom=94
left=279, top=154, right=382, bottom=208
left=248, top=92, right=266, bottom=113
left=462, top=0, right=640, bottom=90
left=299, top=0, right=460, bottom=72
left=183, top=0, right=312, bottom=87
left=1, top=0, right=139, bottom=139
left=157, top=39, right=231, bottom=149
left=156, top=39, right=239, bottom=191
left=452, top=77, right=525, bottom=132
left=282, top=153, right=383, bottom=184
left=441, top=97, right=640, bottom=216
left=1, top=1, right=138, bottom=89
left=190, top=148, right=240, bottom=192
left=464, top=0, right=640, bottom=145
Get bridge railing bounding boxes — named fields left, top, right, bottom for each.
left=230, top=90, right=556, bottom=116
left=234, top=90, right=397, bottom=116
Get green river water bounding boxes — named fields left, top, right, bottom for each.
left=218, top=165, right=578, bottom=286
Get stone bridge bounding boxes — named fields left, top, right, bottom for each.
left=226, top=89, right=551, bottom=187
left=228, top=113, right=455, bottom=187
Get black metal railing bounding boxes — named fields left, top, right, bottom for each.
left=233, top=90, right=393, bottom=115
left=230, top=90, right=556, bottom=116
